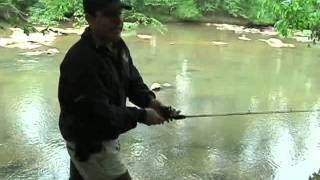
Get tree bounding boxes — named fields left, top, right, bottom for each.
left=0, top=0, right=29, bottom=21
left=263, top=0, right=320, bottom=40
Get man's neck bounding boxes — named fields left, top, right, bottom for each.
left=92, top=33, right=112, bottom=49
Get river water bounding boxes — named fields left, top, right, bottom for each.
left=0, top=23, right=320, bottom=180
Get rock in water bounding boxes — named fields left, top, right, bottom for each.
left=259, top=38, right=295, bottom=48
left=137, top=34, right=153, bottom=40
left=211, top=41, right=228, bottom=45
left=238, top=35, right=251, bottom=41
left=20, top=51, right=43, bottom=56
left=294, top=36, right=312, bottom=43
left=20, top=48, right=60, bottom=56
left=150, top=83, right=161, bottom=91
left=0, top=28, right=56, bottom=49
left=46, top=48, right=59, bottom=55
left=162, top=83, right=172, bottom=87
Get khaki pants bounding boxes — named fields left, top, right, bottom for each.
left=66, top=140, right=127, bottom=180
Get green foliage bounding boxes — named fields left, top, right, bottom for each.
left=1, top=0, right=319, bottom=39
left=0, top=0, right=27, bottom=21
left=124, top=10, right=168, bottom=33
left=221, top=0, right=276, bottom=24
left=11, top=0, right=37, bottom=11
left=126, top=0, right=202, bottom=20
left=30, top=0, right=81, bottom=25
left=263, top=0, right=320, bottom=40
left=196, top=0, right=219, bottom=13
left=144, top=0, right=178, bottom=9
left=29, top=0, right=167, bottom=33
left=223, top=0, right=243, bottom=17
left=309, top=169, right=320, bottom=180
left=175, top=0, right=202, bottom=20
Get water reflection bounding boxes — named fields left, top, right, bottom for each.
left=16, top=88, right=45, bottom=145
left=0, top=50, right=68, bottom=178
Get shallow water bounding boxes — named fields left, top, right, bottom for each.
left=0, top=24, right=320, bottom=180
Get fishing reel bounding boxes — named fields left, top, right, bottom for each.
left=159, top=106, right=186, bottom=120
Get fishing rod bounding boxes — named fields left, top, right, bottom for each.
left=161, top=107, right=320, bottom=120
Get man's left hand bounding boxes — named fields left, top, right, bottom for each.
left=149, top=99, right=165, bottom=116
left=149, top=99, right=180, bottom=121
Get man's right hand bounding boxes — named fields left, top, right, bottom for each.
left=144, top=108, right=166, bottom=126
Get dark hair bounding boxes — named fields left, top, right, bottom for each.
left=83, top=0, right=131, bottom=16
left=83, top=0, right=106, bottom=16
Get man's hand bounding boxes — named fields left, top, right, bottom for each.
left=148, top=99, right=181, bottom=120
left=149, top=99, right=169, bottom=120
left=144, top=108, right=166, bottom=126
left=149, top=99, right=164, bottom=112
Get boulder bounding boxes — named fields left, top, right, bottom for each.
left=137, top=34, right=153, bottom=40
left=20, top=48, right=60, bottom=56
left=150, top=83, right=161, bottom=91
left=238, top=35, right=251, bottom=41
left=162, top=83, right=172, bottom=87
left=259, top=38, right=295, bottom=48
left=211, top=41, right=228, bottom=45
left=0, top=28, right=56, bottom=49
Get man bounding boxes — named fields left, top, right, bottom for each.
left=58, top=0, right=172, bottom=179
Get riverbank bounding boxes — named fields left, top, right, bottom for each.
left=143, top=11, right=251, bottom=25
left=0, top=13, right=258, bottom=37
left=0, top=22, right=12, bottom=36
left=0, top=13, right=317, bottom=56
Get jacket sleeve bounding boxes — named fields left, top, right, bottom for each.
left=61, top=59, right=146, bottom=136
left=127, top=62, right=156, bottom=108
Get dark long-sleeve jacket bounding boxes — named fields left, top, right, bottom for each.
left=58, top=28, right=155, bottom=155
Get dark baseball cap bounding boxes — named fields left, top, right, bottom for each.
left=83, top=0, right=132, bottom=15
